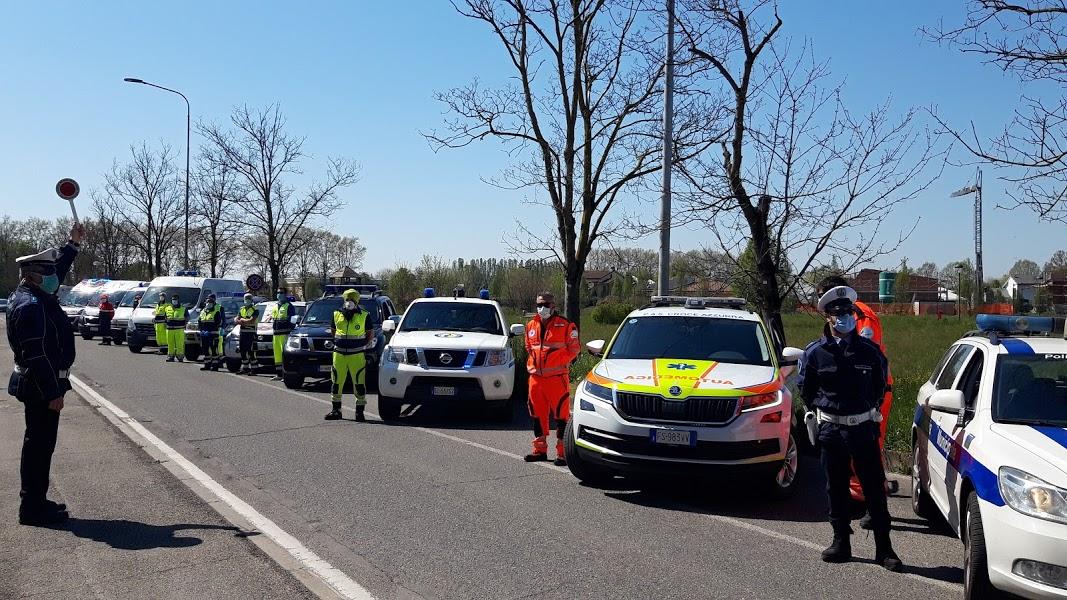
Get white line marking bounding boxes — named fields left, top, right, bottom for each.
left=238, top=375, right=961, bottom=591
left=69, top=375, right=376, bottom=600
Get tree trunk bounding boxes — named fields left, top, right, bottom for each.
left=564, top=265, right=582, bottom=328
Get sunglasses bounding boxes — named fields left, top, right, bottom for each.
left=536, top=302, right=553, bottom=308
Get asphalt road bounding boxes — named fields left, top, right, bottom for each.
left=69, top=338, right=966, bottom=600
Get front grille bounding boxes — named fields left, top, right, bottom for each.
left=579, top=426, right=779, bottom=461
left=113, top=319, right=128, bottom=330
left=257, top=334, right=272, bottom=343
left=423, top=349, right=471, bottom=369
left=135, top=323, right=155, bottom=336
left=406, top=349, right=419, bottom=365
left=615, top=392, right=737, bottom=424
left=404, top=376, right=484, bottom=401
left=312, top=338, right=333, bottom=351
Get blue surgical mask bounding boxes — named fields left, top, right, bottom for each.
left=39, top=274, right=59, bottom=294
left=277, top=294, right=285, bottom=302
left=833, top=313, right=857, bottom=334
left=206, top=302, right=215, bottom=310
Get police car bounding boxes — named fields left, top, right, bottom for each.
left=912, top=315, right=1067, bottom=599
left=564, top=296, right=805, bottom=496
left=377, top=289, right=524, bottom=422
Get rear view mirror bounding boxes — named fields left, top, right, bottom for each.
left=290, top=315, right=300, bottom=324
left=509, top=323, right=526, bottom=337
left=929, top=389, right=964, bottom=414
left=779, top=346, right=805, bottom=377
left=382, top=320, right=396, bottom=333
left=586, top=339, right=606, bottom=356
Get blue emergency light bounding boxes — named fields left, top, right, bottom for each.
left=976, top=314, right=1055, bottom=334
left=479, top=289, right=490, bottom=300
left=424, top=287, right=435, bottom=298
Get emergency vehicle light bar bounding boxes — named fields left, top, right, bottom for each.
left=649, top=295, right=747, bottom=309
left=975, top=314, right=1065, bottom=336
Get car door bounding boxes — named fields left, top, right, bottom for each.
left=923, top=343, right=975, bottom=513
left=929, top=345, right=985, bottom=525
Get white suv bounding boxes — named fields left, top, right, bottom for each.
left=565, top=297, right=804, bottom=496
left=912, top=315, right=1067, bottom=599
left=378, top=296, right=525, bottom=422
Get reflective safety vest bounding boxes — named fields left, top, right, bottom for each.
left=525, top=314, right=580, bottom=377
left=154, top=304, right=168, bottom=324
left=272, top=302, right=295, bottom=334
left=238, top=305, right=258, bottom=331
left=199, top=305, right=222, bottom=332
left=332, top=309, right=369, bottom=355
left=164, top=305, right=187, bottom=330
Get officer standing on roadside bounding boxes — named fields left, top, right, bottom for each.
left=164, top=294, right=187, bottom=363
left=270, top=288, right=295, bottom=381
left=7, top=222, right=83, bottom=525
left=153, top=292, right=168, bottom=355
left=325, top=289, right=372, bottom=422
left=198, top=294, right=224, bottom=371
left=235, top=293, right=259, bottom=375
left=523, top=292, right=579, bottom=465
left=798, top=286, right=902, bottom=571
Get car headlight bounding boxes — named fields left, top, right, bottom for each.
left=385, top=346, right=406, bottom=363
left=286, top=336, right=302, bottom=350
left=583, top=380, right=614, bottom=403
left=484, top=349, right=510, bottom=366
left=999, top=466, right=1067, bottom=525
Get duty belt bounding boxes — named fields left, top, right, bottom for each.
left=14, top=366, right=68, bottom=379
left=816, top=407, right=882, bottom=427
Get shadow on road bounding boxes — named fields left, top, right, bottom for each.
left=50, top=518, right=245, bottom=550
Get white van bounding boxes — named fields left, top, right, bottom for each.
left=125, top=275, right=246, bottom=353
left=61, top=279, right=113, bottom=325
left=76, top=280, right=149, bottom=340
left=110, top=284, right=151, bottom=345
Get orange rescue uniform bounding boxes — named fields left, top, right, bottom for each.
left=526, top=314, right=580, bottom=457
left=852, top=300, right=893, bottom=501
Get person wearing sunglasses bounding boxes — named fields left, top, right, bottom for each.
left=523, top=292, right=580, bottom=465
left=6, top=222, right=84, bottom=526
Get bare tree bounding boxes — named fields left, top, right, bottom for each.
left=925, top=1, right=1067, bottom=222
left=100, top=143, right=184, bottom=277
left=426, top=0, right=717, bottom=325
left=680, top=1, right=942, bottom=342
left=198, top=105, right=360, bottom=287
left=88, top=194, right=134, bottom=277
left=192, top=157, right=245, bottom=278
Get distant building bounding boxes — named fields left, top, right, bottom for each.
left=1048, top=270, right=1067, bottom=308
left=848, top=268, right=940, bottom=303
left=671, top=278, right=733, bottom=297
left=1004, top=274, right=1040, bottom=305
left=583, top=269, right=623, bottom=303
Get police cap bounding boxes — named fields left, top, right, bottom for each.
left=817, top=285, right=858, bottom=315
left=15, top=248, right=59, bottom=273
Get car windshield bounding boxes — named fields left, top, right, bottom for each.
left=399, top=302, right=502, bottom=334
left=190, top=297, right=245, bottom=323
left=140, top=286, right=200, bottom=309
left=119, top=291, right=145, bottom=308
left=64, top=290, right=96, bottom=307
left=302, top=297, right=378, bottom=326
left=87, top=290, right=127, bottom=308
left=993, top=354, right=1067, bottom=427
left=606, top=315, right=772, bottom=366
left=258, top=302, right=306, bottom=324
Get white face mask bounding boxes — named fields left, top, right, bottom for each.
left=537, top=306, right=553, bottom=320
left=344, top=301, right=357, bottom=311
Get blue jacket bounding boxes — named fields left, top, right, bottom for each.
left=6, top=243, right=78, bottom=403
left=797, top=328, right=888, bottom=416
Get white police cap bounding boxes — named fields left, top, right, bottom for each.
left=15, top=248, right=60, bottom=266
left=817, top=285, right=858, bottom=314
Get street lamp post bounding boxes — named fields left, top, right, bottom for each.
left=124, top=77, right=190, bottom=271
left=955, top=265, right=963, bottom=321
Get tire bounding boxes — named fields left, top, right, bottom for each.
left=911, top=439, right=938, bottom=520
left=964, top=491, right=1004, bottom=599
left=563, top=420, right=615, bottom=486
left=114, top=338, right=124, bottom=346
left=378, top=395, right=402, bottom=422
left=185, top=347, right=201, bottom=362
left=128, top=345, right=142, bottom=354
left=225, top=359, right=241, bottom=374
left=365, top=364, right=379, bottom=393
left=765, top=433, right=801, bottom=498
left=283, top=374, right=304, bottom=389
left=490, top=400, right=513, bottom=423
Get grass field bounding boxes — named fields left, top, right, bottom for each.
left=506, top=308, right=973, bottom=453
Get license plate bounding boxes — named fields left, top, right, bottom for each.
left=650, top=429, right=695, bottom=447
left=319, top=365, right=332, bottom=373
left=432, top=386, right=456, bottom=396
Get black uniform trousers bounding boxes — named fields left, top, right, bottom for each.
left=99, top=314, right=113, bottom=342
left=239, top=331, right=257, bottom=368
left=202, top=332, right=220, bottom=366
left=20, top=400, right=60, bottom=509
left=818, top=420, right=891, bottom=535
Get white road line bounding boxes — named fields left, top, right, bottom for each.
left=69, top=375, right=376, bottom=600
left=239, top=375, right=962, bottom=592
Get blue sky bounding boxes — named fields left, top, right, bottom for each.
left=1, top=1, right=1063, bottom=278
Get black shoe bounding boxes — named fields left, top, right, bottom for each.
left=19, top=507, right=69, bottom=526
left=821, top=535, right=852, bottom=563
left=43, top=499, right=67, bottom=513
left=324, top=410, right=342, bottom=421
left=859, top=512, right=873, bottom=530
left=355, top=407, right=366, bottom=422
left=874, top=532, right=903, bottom=572
left=271, top=375, right=283, bottom=381
left=166, top=356, right=175, bottom=363
left=200, top=364, right=211, bottom=371
left=524, top=453, right=548, bottom=462
left=553, top=457, right=567, bottom=467
left=177, top=357, right=184, bottom=363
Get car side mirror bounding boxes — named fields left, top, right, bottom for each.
left=929, top=389, right=965, bottom=414
left=382, top=320, right=396, bottom=333
left=779, top=346, right=804, bottom=377
left=290, top=315, right=300, bottom=324
left=509, top=323, right=526, bottom=337
left=586, top=339, right=606, bottom=356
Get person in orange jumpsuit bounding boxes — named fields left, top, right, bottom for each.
left=818, top=276, right=893, bottom=510
left=524, top=292, right=580, bottom=466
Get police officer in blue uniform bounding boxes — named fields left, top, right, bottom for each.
left=6, top=223, right=83, bottom=526
left=797, top=285, right=902, bottom=571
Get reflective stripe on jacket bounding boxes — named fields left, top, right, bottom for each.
left=199, top=305, right=222, bottom=332
left=164, top=305, right=186, bottom=329
left=333, top=309, right=369, bottom=355
left=154, top=305, right=168, bottom=323
left=525, top=314, right=579, bottom=377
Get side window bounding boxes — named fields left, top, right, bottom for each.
left=955, top=349, right=985, bottom=409
left=929, top=346, right=957, bottom=385
left=935, top=345, right=974, bottom=390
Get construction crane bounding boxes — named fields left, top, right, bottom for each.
left=950, top=168, right=983, bottom=308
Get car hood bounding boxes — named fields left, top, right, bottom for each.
left=990, top=423, right=1067, bottom=478
left=390, top=330, right=507, bottom=350
left=590, top=359, right=780, bottom=398
left=293, top=325, right=334, bottom=338
left=114, top=307, right=134, bottom=319
left=62, top=306, right=83, bottom=316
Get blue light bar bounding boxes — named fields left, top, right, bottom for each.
left=976, top=314, right=1054, bottom=334
left=479, top=289, right=490, bottom=300
left=424, top=287, right=435, bottom=298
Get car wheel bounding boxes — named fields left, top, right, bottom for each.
left=225, top=359, right=241, bottom=374
left=563, top=420, right=615, bottom=486
left=365, top=364, right=379, bottom=393
left=185, top=347, right=201, bottom=362
left=911, top=439, right=938, bottom=520
left=128, top=345, right=142, bottom=354
left=766, top=433, right=801, bottom=498
left=964, top=491, right=1004, bottom=599
left=490, top=400, right=513, bottom=423
left=82, top=333, right=94, bottom=341
left=283, top=374, right=304, bottom=389
left=114, top=338, right=124, bottom=346
left=378, top=395, right=402, bottom=422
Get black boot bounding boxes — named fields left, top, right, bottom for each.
left=355, top=405, right=366, bottom=422
left=859, top=512, right=873, bottom=530
left=324, top=402, right=342, bottom=420
left=821, top=532, right=852, bottom=563
left=874, top=531, right=903, bottom=572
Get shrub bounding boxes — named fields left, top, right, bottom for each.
left=591, top=302, right=636, bottom=325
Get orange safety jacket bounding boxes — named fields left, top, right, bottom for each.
left=525, top=314, right=580, bottom=378
left=854, top=300, right=893, bottom=384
